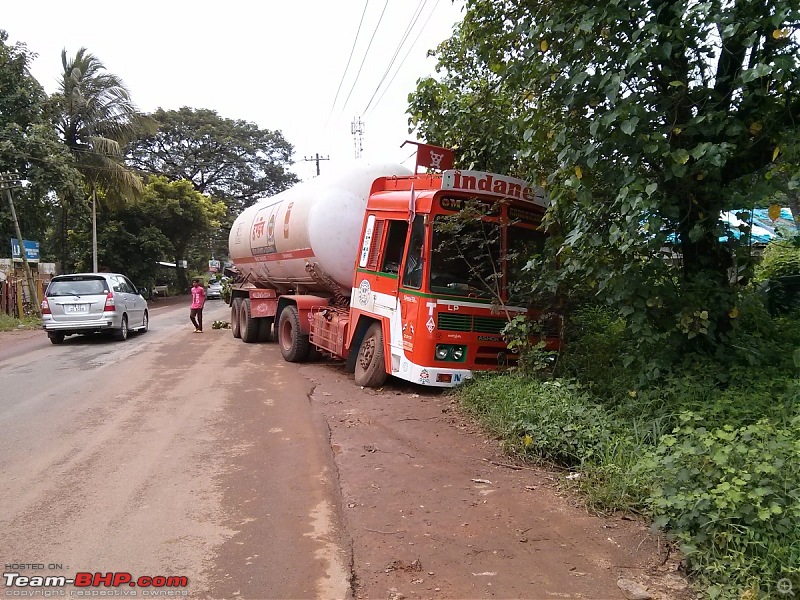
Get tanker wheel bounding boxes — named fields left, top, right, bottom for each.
left=278, top=305, right=309, bottom=362
left=354, top=322, right=388, bottom=388
left=240, top=299, right=260, bottom=343
left=231, top=298, right=242, bottom=339
left=257, top=317, right=274, bottom=343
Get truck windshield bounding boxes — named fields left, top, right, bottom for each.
left=430, top=215, right=545, bottom=303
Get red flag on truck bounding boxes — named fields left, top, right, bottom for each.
left=402, top=140, right=455, bottom=172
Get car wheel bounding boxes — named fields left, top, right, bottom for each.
left=114, top=315, right=129, bottom=341
left=354, top=322, right=388, bottom=387
left=48, top=332, right=65, bottom=345
left=278, top=305, right=310, bottom=362
left=140, top=311, right=149, bottom=333
left=231, top=298, right=242, bottom=339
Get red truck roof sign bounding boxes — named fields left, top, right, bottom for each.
left=441, top=170, right=547, bottom=208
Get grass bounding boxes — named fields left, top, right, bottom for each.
left=0, top=313, right=41, bottom=332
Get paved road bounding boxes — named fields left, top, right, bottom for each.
left=0, top=299, right=349, bottom=599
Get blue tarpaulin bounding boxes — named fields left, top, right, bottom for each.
left=721, top=208, right=795, bottom=244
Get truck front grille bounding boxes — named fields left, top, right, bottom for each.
left=437, top=313, right=506, bottom=334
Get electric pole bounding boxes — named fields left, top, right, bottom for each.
left=303, top=153, right=330, bottom=177
left=0, top=172, right=41, bottom=317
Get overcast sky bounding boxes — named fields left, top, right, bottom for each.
left=3, top=0, right=465, bottom=181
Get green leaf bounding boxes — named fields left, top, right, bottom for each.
left=621, top=117, right=639, bottom=135
left=673, top=149, right=690, bottom=165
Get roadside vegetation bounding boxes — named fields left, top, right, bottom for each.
left=0, top=312, right=40, bottom=332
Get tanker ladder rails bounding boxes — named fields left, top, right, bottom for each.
left=305, top=262, right=349, bottom=309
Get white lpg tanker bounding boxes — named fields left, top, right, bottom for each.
left=226, top=150, right=560, bottom=388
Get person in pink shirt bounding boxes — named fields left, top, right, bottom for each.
left=190, top=278, right=206, bottom=332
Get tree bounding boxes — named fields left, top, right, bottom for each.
left=139, top=176, right=226, bottom=291
left=410, top=0, right=800, bottom=349
left=53, top=47, right=154, bottom=272
left=127, top=107, right=299, bottom=215
left=0, top=30, right=81, bottom=257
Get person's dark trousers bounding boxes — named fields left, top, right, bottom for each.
left=190, top=308, right=203, bottom=332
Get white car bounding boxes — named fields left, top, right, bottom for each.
left=41, top=273, right=149, bottom=344
left=206, top=280, right=223, bottom=300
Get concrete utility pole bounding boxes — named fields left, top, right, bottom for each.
left=303, top=153, right=330, bottom=177
left=0, top=172, right=41, bottom=317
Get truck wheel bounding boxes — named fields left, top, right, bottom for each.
left=240, top=299, right=259, bottom=343
left=231, top=298, right=242, bottom=339
left=257, top=317, right=274, bottom=342
left=354, top=322, right=388, bottom=387
left=48, top=332, right=65, bottom=345
left=278, top=305, right=310, bottom=362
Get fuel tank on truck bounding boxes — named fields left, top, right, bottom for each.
left=229, top=161, right=412, bottom=295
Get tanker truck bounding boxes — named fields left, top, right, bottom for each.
left=226, top=159, right=561, bottom=388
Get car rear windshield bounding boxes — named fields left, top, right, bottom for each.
left=47, top=277, right=109, bottom=297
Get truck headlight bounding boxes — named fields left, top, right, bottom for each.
left=434, top=344, right=466, bottom=362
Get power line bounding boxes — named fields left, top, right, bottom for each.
left=327, top=0, right=370, bottom=121
left=362, top=0, right=429, bottom=115
left=368, top=0, right=441, bottom=116
left=339, top=0, right=390, bottom=117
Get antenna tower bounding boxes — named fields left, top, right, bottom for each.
left=351, top=116, right=364, bottom=159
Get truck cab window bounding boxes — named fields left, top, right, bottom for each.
left=402, top=216, right=425, bottom=289
left=430, top=215, right=501, bottom=298
left=380, top=221, right=409, bottom=275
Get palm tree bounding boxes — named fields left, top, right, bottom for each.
left=55, top=47, right=153, bottom=272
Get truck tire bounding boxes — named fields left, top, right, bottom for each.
left=257, top=317, right=274, bottom=343
left=48, top=332, right=65, bottom=345
left=231, top=298, right=242, bottom=339
left=278, top=305, right=310, bottom=362
left=240, top=299, right=259, bottom=343
left=354, top=322, right=388, bottom=387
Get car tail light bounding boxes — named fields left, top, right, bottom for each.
left=41, top=298, right=51, bottom=315
left=103, top=291, right=116, bottom=311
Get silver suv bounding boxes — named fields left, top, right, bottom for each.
left=41, top=273, right=149, bottom=344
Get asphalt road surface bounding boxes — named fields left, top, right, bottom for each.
left=0, top=298, right=691, bottom=600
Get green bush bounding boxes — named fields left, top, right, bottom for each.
left=458, top=375, right=627, bottom=467
left=556, top=305, right=634, bottom=397
left=638, top=413, right=800, bottom=597
left=756, top=238, right=800, bottom=281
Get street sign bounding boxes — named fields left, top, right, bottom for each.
left=10, top=238, right=39, bottom=263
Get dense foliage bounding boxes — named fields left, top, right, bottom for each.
left=127, top=107, right=298, bottom=215
left=410, top=0, right=800, bottom=355
left=413, top=1, right=800, bottom=596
